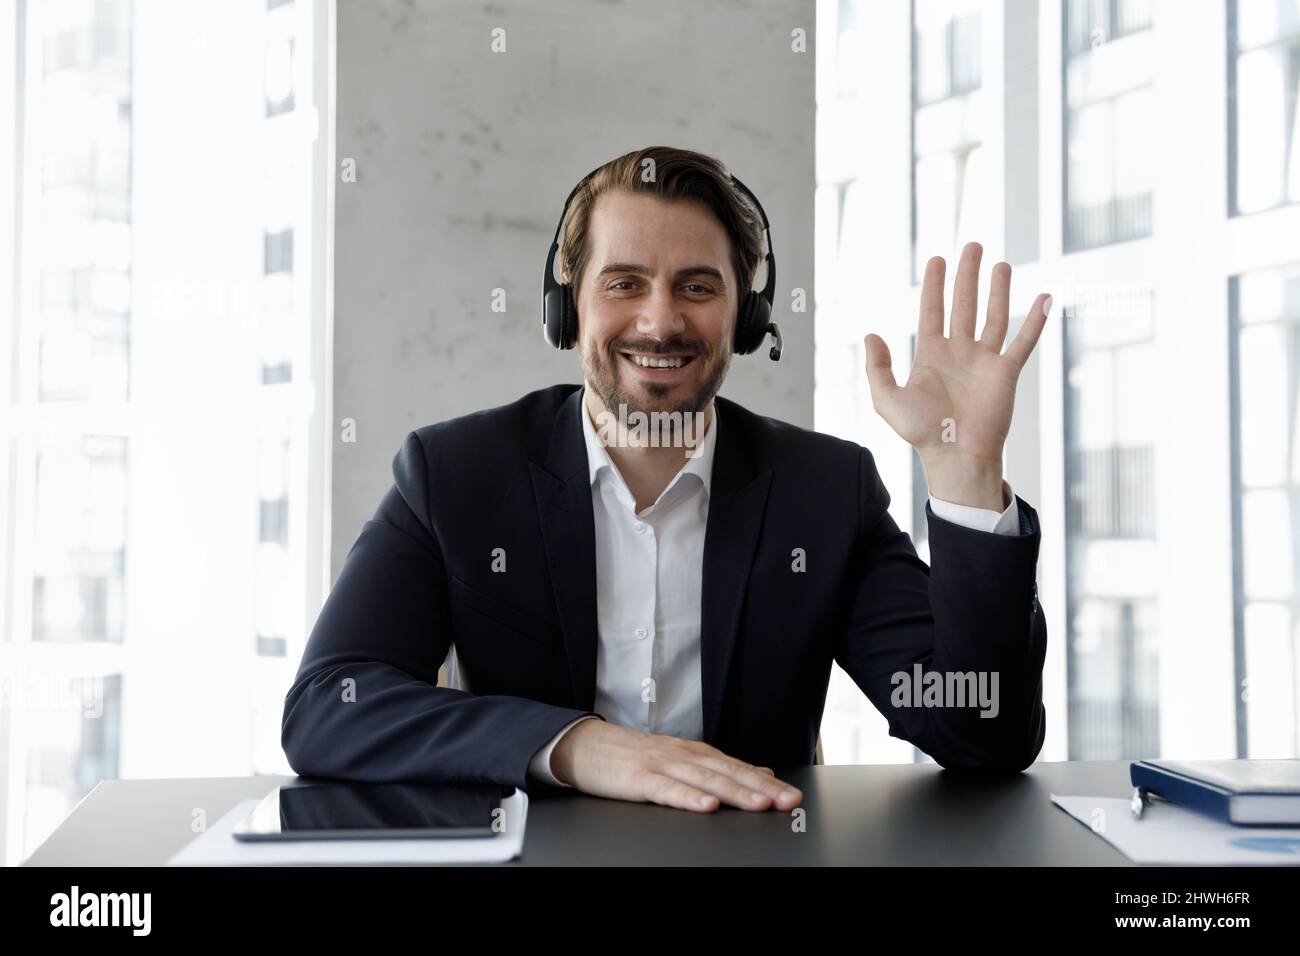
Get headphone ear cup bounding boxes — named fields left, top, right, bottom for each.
left=733, top=293, right=754, bottom=355
left=543, top=283, right=578, bottom=349
left=562, top=285, right=578, bottom=349
left=734, top=292, right=769, bottom=355
left=543, top=283, right=565, bottom=349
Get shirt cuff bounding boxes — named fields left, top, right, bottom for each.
left=928, top=479, right=1021, bottom=536
left=527, top=715, right=602, bottom=788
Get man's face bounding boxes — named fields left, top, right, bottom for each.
left=574, top=190, right=736, bottom=418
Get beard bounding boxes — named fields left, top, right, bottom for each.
left=581, top=333, right=731, bottom=428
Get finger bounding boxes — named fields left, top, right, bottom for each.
left=951, top=241, right=982, bottom=340
left=980, top=261, right=1012, bottom=351
left=686, top=752, right=803, bottom=808
left=863, top=333, right=900, bottom=415
left=644, top=773, right=721, bottom=813
left=764, top=777, right=803, bottom=810
left=756, top=767, right=775, bottom=775
left=666, top=761, right=779, bottom=811
left=1005, top=292, right=1053, bottom=369
left=918, top=255, right=946, bottom=341
left=745, top=771, right=802, bottom=808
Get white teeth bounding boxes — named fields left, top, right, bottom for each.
left=628, top=354, right=685, bottom=368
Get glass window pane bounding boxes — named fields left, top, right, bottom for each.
left=1239, top=324, right=1292, bottom=486
left=1238, top=263, right=1298, bottom=323
left=915, top=152, right=957, bottom=266
left=1064, top=4, right=1153, bottom=250
left=950, top=12, right=982, bottom=94
left=32, top=436, right=128, bottom=644
left=1238, top=0, right=1300, bottom=49
left=1242, top=488, right=1296, bottom=599
left=1237, top=45, right=1290, bottom=213
left=916, top=24, right=950, bottom=104
left=1243, top=602, right=1298, bottom=757
left=912, top=2, right=982, bottom=280
left=1113, top=87, right=1155, bottom=200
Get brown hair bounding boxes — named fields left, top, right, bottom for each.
left=558, top=146, right=765, bottom=307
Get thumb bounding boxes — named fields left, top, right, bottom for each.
left=863, top=333, right=899, bottom=409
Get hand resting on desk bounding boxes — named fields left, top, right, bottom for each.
left=550, top=718, right=803, bottom=813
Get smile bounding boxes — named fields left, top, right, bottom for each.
left=619, top=352, right=696, bottom=371
left=621, top=348, right=702, bottom=371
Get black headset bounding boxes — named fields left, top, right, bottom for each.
left=542, top=166, right=783, bottom=361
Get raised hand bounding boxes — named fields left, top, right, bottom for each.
left=863, top=242, right=1051, bottom=511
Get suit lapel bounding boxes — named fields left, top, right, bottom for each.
left=699, top=400, right=772, bottom=745
left=529, top=388, right=775, bottom=738
left=530, top=388, right=599, bottom=710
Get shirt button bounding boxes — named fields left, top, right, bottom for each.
left=634, top=626, right=648, bottom=639
left=633, top=522, right=646, bottom=534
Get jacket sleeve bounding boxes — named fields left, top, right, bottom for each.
left=281, top=431, right=602, bottom=790
left=833, top=447, right=1047, bottom=771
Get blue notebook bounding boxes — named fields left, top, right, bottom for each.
left=1130, top=759, right=1300, bottom=826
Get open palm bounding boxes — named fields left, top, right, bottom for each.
left=864, top=242, right=1051, bottom=466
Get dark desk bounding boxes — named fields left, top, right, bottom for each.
left=23, top=760, right=1133, bottom=866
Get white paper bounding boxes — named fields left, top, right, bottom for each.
left=167, top=788, right=527, bottom=866
left=1051, top=794, right=1300, bottom=865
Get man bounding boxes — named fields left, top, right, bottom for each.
left=282, top=146, right=1051, bottom=815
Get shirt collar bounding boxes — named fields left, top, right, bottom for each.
left=579, top=385, right=718, bottom=499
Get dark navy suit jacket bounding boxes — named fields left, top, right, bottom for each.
left=282, top=384, right=1047, bottom=791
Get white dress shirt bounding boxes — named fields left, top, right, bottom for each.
left=527, top=387, right=1021, bottom=787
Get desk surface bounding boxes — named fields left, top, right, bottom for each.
left=23, top=760, right=1134, bottom=866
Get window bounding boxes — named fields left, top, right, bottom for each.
left=5, top=0, right=134, bottom=861
left=1229, top=0, right=1300, bottom=215
left=1062, top=289, right=1160, bottom=759
left=264, top=10, right=295, bottom=118
left=1230, top=261, right=1300, bottom=757
left=16, top=0, right=137, bottom=595
left=32, top=435, right=128, bottom=644
left=913, top=0, right=987, bottom=282
left=819, top=0, right=1300, bottom=765
left=1, top=0, right=330, bottom=864
left=815, top=0, right=921, bottom=767
left=264, top=228, right=294, bottom=274
left=1063, top=0, right=1154, bottom=251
